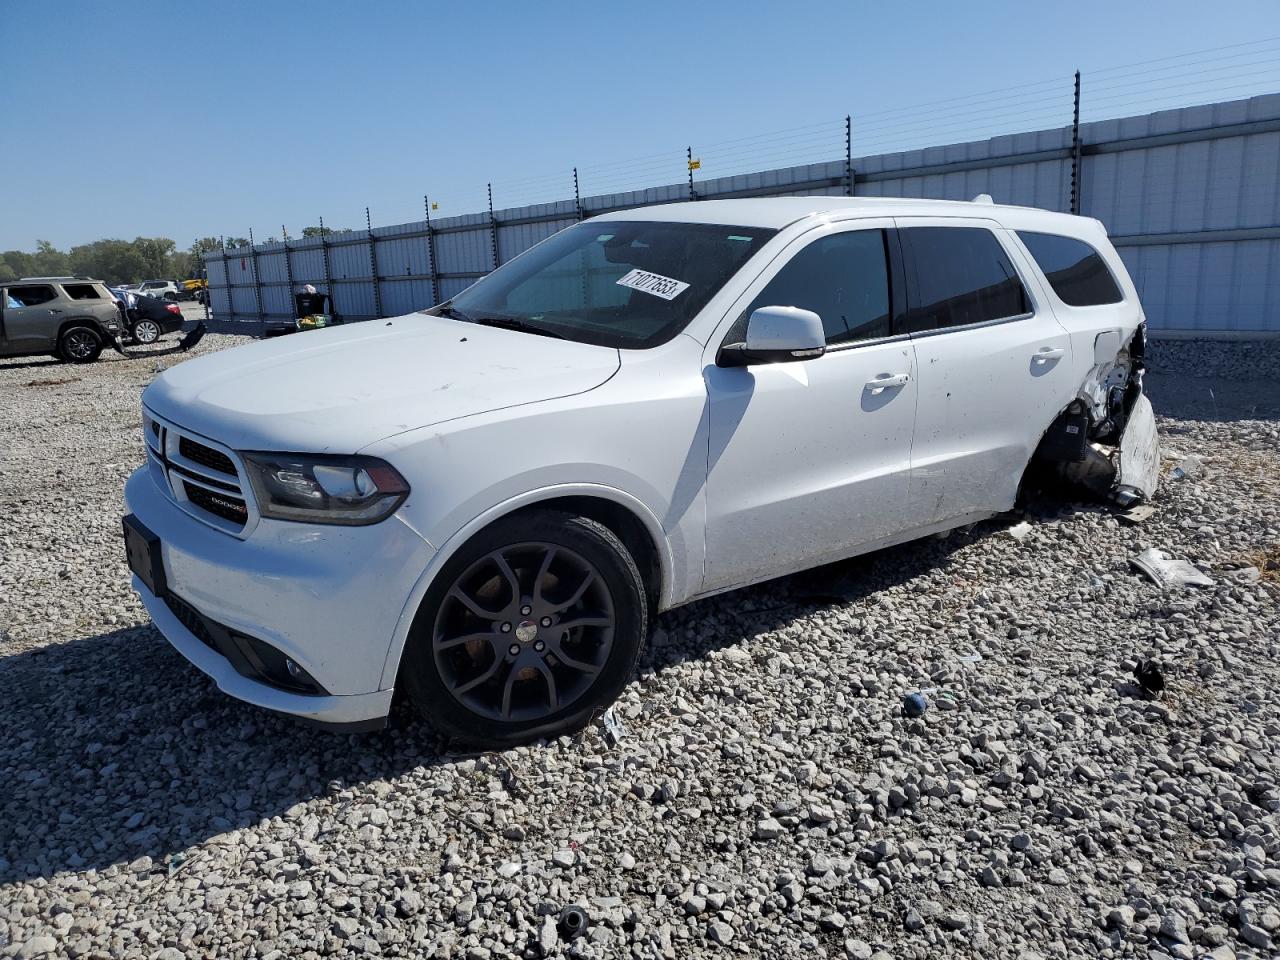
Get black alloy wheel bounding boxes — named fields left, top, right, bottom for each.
left=402, top=511, right=647, bottom=746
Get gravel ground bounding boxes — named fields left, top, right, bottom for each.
left=1, top=331, right=1279, bottom=959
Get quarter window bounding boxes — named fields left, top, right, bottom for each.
left=64, top=284, right=104, bottom=300
left=901, top=227, right=1028, bottom=332
left=1017, top=231, right=1123, bottom=307
left=744, top=230, right=892, bottom=346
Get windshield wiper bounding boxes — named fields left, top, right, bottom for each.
left=469, top=316, right=567, bottom=340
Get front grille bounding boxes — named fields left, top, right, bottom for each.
left=183, top=481, right=249, bottom=524
left=146, top=411, right=253, bottom=535
left=179, top=436, right=236, bottom=476
left=164, top=594, right=217, bottom=650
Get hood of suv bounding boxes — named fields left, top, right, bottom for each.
left=143, top=315, right=621, bottom=452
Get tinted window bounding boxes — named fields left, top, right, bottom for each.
left=902, top=227, right=1028, bottom=332
left=64, top=284, right=104, bottom=300
left=1018, top=231, right=1123, bottom=307
left=447, top=221, right=775, bottom=349
left=744, top=230, right=892, bottom=345
left=8, top=285, right=57, bottom=307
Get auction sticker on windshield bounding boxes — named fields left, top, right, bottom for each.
left=616, top=269, right=690, bottom=301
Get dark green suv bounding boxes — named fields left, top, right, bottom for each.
left=1, top=277, right=123, bottom=363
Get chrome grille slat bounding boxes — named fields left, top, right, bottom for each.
left=143, top=410, right=256, bottom=537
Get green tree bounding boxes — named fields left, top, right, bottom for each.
left=301, top=225, right=348, bottom=237
left=31, top=240, right=70, bottom=277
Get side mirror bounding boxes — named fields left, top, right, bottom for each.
left=717, top=306, right=826, bottom=367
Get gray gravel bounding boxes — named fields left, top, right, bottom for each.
left=1, top=331, right=1279, bottom=959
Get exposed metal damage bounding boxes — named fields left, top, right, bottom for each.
left=1034, top=324, right=1160, bottom=506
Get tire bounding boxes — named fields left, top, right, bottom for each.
left=132, top=319, right=162, bottom=344
left=163, top=292, right=178, bottom=301
left=400, top=510, right=648, bottom=747
left=57, top=325, right=102, bottom=364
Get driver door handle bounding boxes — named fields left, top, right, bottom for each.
left=1033, top=346, right=1065, bottom=363
left=865, top=372, right=910, bottom=394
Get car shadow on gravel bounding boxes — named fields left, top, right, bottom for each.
left=0, top=356, right=63, bottom=371
left=0, top=626, right=449, bottom=884
left=0, top=525, right=980, bottom=885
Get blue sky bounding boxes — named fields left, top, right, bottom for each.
left=3, top=0, right=1279, bottom=250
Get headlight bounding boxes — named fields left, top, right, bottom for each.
left=241, top=453, right=410, bottom=525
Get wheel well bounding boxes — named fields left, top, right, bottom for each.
left=501, top=496, right=664, bottom=613
left=57, top=317, right=106, bottom=341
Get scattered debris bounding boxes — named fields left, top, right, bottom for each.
left=1118, top=503, right=1157, bottom=525
left=1134, top=659, right=1166, bottom=698
left=24, top=377, right=77, bottom=387
left=1169, top=455, right=1205, bottom=481
left=1131, top=548, right=1214, bottom=589
left=557, top=904, right=590, bottom=940
left=902, top=692, right=929, bottom=717
left=1240, top=545, right=1280, bottom=583
left=600, top=706, right=628, bottom=746
left=1005, top=520, right=1033, bottom=541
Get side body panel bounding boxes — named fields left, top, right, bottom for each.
left=363, top=336, right=712, bottom=689
left=898, top=217, right=1076, bottom=522
left=698, top=218, right=919, bottom=593
left=0, top=286, right=59, bottom=352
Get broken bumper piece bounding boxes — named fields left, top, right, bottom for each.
left=1060, top=392, right=1160, bottom=506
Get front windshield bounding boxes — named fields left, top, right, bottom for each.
left=436, top=220, right=776, bottom=349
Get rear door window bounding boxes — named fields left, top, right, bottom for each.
left=1017, top=231, right=1123, bottom=307
left=7, top=285, right=57, bottom=307
left=901, top=226, right=1028, bottom=333
left=743, top=229, right=893, bottom=346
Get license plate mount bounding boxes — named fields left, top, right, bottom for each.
left=123, top=514, right=167, bottom=598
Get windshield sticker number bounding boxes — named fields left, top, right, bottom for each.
left=616, top=269, right=690, bottom=301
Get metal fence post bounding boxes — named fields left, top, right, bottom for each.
left=687, top=146, right=697, bottom=201
left=319, top=215, right=334, bottom=316
left=573, top=167, right=583, bottom=221
left=247, top=228, right=263, bottom=323
left=845, top=115, right=854, bottom=197
left=282, top=225, right=294, bottom=315
left=1070, top=70, right=1083, bottom=215
left=366, top=206, right=383, bottom=318
left=424, top=195, right=439, bottom=306
left=219, top=236, right=228, bottom=321
left=199, top=237, right=211, bottom=323
left=487, top=183, right=500, bottom=270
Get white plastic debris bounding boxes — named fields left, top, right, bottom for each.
left=1005, top=521, right=1033, bottom=541
left=1119, top=503, right=1157, bottom=525
left=1130, top=548, right=1214, bottom=590
left=1169, top=455, right=1205, bottom=481
left=601, top=706, right=628, bottom=746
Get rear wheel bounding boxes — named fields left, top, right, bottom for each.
left=58, top=325, right=102, bottom=363
left=401, top=510, right=647, bottom=747
left=132, top=319, right=162, bottom=344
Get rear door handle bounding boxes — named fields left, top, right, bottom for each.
left=865, top=372, right=910, bottom=394
left=1033, top=346, right=1065, bottom=363
left=49, top=308, right=63, bottom=314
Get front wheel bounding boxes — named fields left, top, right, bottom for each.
left=58, top=325, right=102, bottom=363
left=132, top=319, right=162, bottom=344
left=400, top=511, right=648, bottom=747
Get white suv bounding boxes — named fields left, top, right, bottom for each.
left=136, top=279, right=180, bottom=300
left=123, top=197, right=1156, bottom=745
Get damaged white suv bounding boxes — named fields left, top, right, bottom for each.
left=123, top=197, right=1156, bottom=746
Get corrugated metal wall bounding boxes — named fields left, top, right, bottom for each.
left=206, top=93, right=1280, bottom=334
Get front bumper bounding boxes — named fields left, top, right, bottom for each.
left=124, top=466, right=437, bottom=728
